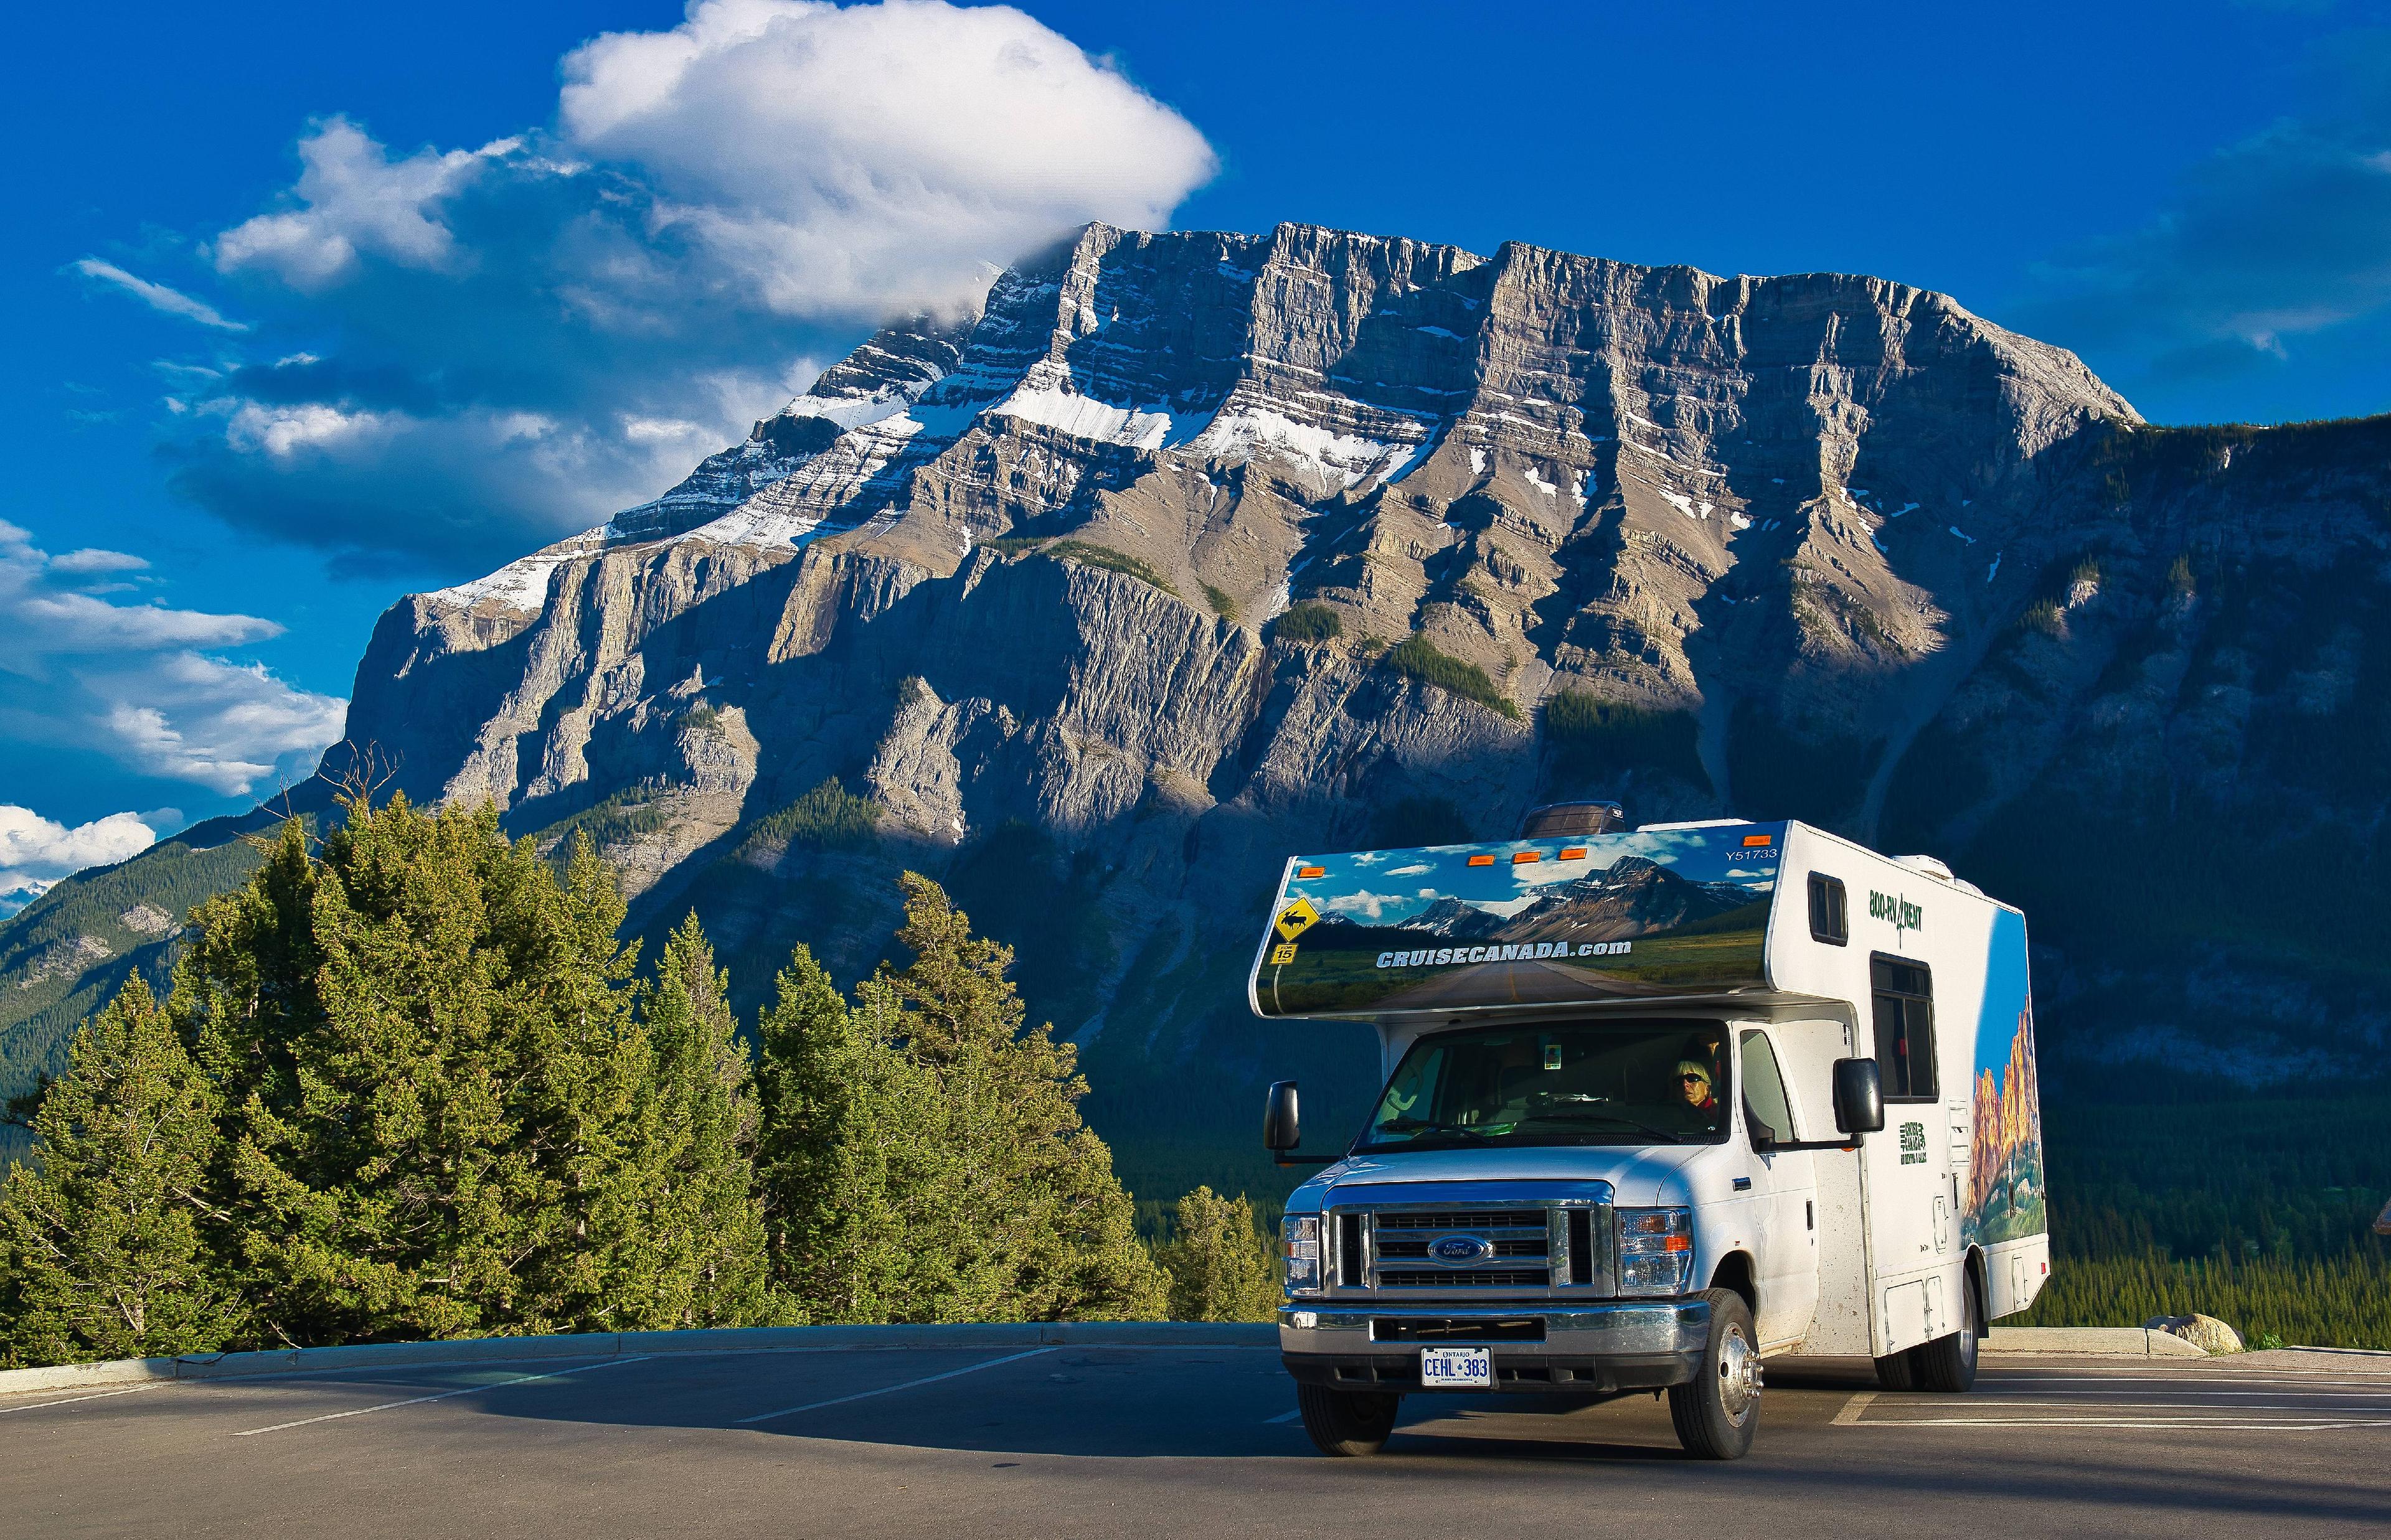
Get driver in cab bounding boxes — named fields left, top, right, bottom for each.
left=1673, top=1058, right=1721, bottom=1132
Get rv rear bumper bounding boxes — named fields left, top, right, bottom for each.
left=1278, top=1297, right=1710, bottom=1394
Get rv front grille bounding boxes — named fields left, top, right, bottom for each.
left=1323, top=1198, right=1613, bottom=1297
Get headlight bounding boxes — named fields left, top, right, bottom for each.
left=1615, top=1206, right=1694, bottom=1296
left=1281, top=1214, right=1323, bottom=1295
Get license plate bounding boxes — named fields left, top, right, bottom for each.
left=1419, top=1346, right=1492, bottom=1389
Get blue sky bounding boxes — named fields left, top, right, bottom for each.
left=4, top=0, right=2387, bottom=889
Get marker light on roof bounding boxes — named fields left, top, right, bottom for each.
left=1559, top=847, right=1587, bottom=860
left=1743, top=834, right=1773, bottom=848
left=1468, top=855, right=1496, bottom=866
left=1512, top=851, right=1540, bottom=864
left=1298, top=866, right=1325, bottom=878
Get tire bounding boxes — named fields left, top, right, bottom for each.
left=1874, top=1345, right=1918, bottom=1391
left=1913, top=1272, right=1982, bottom=1392
left=1667, top=1288, right=1761, bottom=1460
left=1296, top=1383, right=1401, bottom=1457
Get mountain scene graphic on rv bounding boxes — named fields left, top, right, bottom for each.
left=1966, top=912, right=2046, bottom=1250
left=1255, top=824, right=1781, bottom=1015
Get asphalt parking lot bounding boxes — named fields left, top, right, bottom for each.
left=5, top=1343, right=2386, bottom=1538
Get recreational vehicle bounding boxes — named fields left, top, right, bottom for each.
left=1252, top=808, right=2049, bottom=1459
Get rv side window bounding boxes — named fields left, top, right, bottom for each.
left=1808, top=874, right=1848, bottom=945
left=1738, top=1029, right=1797, bottom=1143
left=1869, top=955, right=1937, bottom=1101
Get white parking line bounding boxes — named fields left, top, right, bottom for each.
left=734, top=1347, right=1058, bottom=1425
left=0, top=1385, right=156, bottom=1414
left=1833, top=1382, right=2391, bottom=1433
left=1974, top=1386, right=2391, bottom=1399
left=1988, top=1369, right=2391, bottom=1384
left=1936, top=1399, right=2391, bottom=1413
left=1849, top=1416, right=2391, bottom=1432
left=233, top=1355, right=650, bottom=1436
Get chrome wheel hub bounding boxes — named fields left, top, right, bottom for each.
left=1717, top=1325, right=1761, bottom=1418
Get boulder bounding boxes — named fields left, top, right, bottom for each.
left=2145, top=1313, right=2243, bottom=1355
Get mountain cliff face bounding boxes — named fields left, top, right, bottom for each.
left=9, top=220, right=2389, bottom=1188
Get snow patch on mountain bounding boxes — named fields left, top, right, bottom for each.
left=990, top=362, right=1172, bottom=449
left=427, top=542, right=587, bottom=613
left=1184, top=404, right=1430, bottom=489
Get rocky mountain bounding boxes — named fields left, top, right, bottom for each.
left=8, top=220, right=2390, bottom=1195
left=1502, top=857, right=1749, bottom=944
left=1410, top=897, right=1507, bottom=941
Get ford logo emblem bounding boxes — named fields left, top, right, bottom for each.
left=1429, top=1234, right=1493, bottom=1265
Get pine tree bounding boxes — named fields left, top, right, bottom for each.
left=1154, top=1186, right=1280, bottom=1323
left=754, top=943, right=960, bottom=1322
left=751, top=878, right=1166, bottom=1323
left=0, top=976, right=244, bottom=1366
left=603, top=914, right=773, bottom=1328
left=872, top=873, right=1165, bottom=1322
left=189, top=795, right=658, bottom=1344
left=178, top=816, right=324, bottom=1120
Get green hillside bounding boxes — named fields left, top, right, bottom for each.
left=0, top=832, right=271, bottom=1165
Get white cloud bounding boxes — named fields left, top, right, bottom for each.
left=1388, top=862, right=1432, bottom=876
left=0, top=529, right=345, bottom=796
left=70, top=257, right=249, bottom=332
left=0, top=805, right=157, bottom=891
left=224, top=400, right=387, bottom=459
left=215, top=119, right=497, bottom=288
left=559, top=0, right=1218, bottom=319
left=97, top=654, right=347, bottom=796
left=1323, top=889, right=1415, bottom=921
left=160, top=0, right=1215, bottom=570
left=8, top=587, right=277, bottom=655
left=48, top=548, right=150, bottom=575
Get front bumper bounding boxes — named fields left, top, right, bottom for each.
left=1278, top=1297, right=1710, bottom=1395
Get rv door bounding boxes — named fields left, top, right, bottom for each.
left=1862, top=953, right=1951, bottom=1351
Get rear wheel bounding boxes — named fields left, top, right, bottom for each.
left=1874, top=1345, right=1918, bottom=1390
left=1296, top=1383, right=1400, bottom=1457
left=1668, top=1288, right=1761, bottom=1460
left=1914, top=1273, right=1982, bottom=1392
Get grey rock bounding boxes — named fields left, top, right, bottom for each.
left=2146, top=1314, right=2243, bottom=1355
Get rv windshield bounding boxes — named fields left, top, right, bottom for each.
left=1357, top=1021, right=1730, bottom=1152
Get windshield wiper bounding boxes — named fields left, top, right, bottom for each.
left=1519, top=1109, right=1686, bottom=1143
left=1372, top=1117, right=1493, bottom=1141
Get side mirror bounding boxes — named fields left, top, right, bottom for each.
left=1264, top=1080, right=1301, bottom=1152
left=1832, top=1058, right=1884, bottom=1137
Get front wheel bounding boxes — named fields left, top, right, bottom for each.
left=1668, top=1288, right=1761, bottom=1460
left=1296, top=1383, right=1400, bottom=1457
left=1913, top=1272, right=1981, bottom=1392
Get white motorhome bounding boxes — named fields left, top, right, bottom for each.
left=1251, top=809, right=2049, bottom=1459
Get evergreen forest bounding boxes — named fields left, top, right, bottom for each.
left=0, top=795, right=1276, bottom=1369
